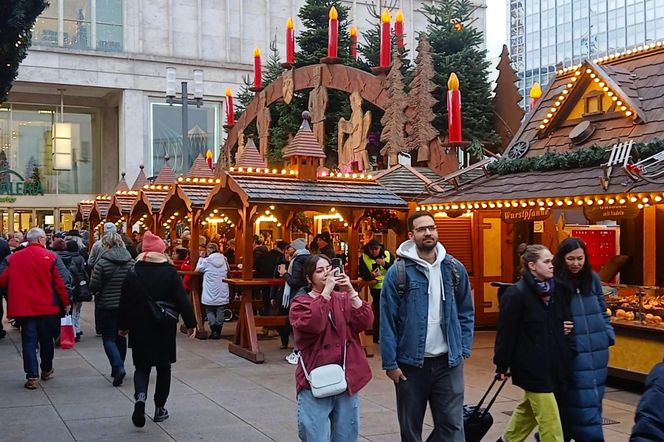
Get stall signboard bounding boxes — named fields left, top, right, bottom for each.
left=501, top=207, right=551, bottom=224
left=0, top=169, right=45, bottom=197
left=583, top=204, right=641, bottom=222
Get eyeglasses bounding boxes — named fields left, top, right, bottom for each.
left=413, top=225, right=437, bottom=234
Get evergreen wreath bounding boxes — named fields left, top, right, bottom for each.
left=486, top=139, right=664, bottom=176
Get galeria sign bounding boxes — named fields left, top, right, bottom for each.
left=0, top=169, right=44, bottom=196
left=501, top=207, right=551, bottom=223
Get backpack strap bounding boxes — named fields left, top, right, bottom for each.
left=395, top=258, right=407, bottom=298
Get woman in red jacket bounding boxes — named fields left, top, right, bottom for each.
left=289, top=254, right=373, bottom=442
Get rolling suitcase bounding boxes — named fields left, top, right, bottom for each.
left=463, top=376, right=509, bottom=442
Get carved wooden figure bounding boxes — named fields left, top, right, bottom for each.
left=308, top=65, right=328, bottom=147
left=256, top=91, right=271, bottom=160
left=338, top=91, right=371, bottom=172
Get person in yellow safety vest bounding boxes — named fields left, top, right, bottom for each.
left=359, top=239, right=393, bottom=343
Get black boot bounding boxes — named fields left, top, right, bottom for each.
left=210, top=325, right=221, bottom=340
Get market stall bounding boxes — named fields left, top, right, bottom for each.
left=205, top=115, right=408, bottom=362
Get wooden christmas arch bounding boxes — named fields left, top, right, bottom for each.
left=221, top=63, right=388, bottom=161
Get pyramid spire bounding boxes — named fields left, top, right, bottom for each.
left=114, top=172, right=130, bottom=192
left=186, top=154, right=215, bottom=178
left=154, top=155, right=176, bottom=185
left=131, top=165, right=148, bottom=191
left=236, top=137, right=267, bottom=169
left=282, top=111, right=326, bottom=159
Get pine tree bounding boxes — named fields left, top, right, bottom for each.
left=423, top=0, right=498, bottom=145
left=380, top=49, right=407, bottom=166
left=492, top=44, right=524, bottom=153
left=407, top=34, right=438, bottom=162
left=1, top=1, right=48, bottom=103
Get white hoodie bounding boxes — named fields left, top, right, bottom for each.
left=396, top=240, right=448, bottom=356
left=196, top=252, right=230, bottom=306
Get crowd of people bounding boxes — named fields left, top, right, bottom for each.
left=1, top=214, right=663, bottom=441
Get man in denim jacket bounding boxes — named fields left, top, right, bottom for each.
left=380, top=211, right=474, bottom=442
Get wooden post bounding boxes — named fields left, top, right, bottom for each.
left=229, top=205, right=265, bottom=363
left=188, top=210, right=207, bottom=338
left=348, top=209, right=365, bottom=280
left=643, top=205, right=656, bottom=286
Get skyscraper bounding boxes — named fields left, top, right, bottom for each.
left=510, top=0, right=664, bottom=107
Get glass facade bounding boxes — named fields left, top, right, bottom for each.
left=0, top=104, right=101, bottom=195
left=149, top=101, right=220, bottom=176
left=510, top=0, right=664, bottom=108
left=33, top=0, right=123, bottom=52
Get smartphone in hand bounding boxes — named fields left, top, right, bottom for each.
left=331, top=258, right=344, bottom=275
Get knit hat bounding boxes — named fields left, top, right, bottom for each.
left=291, top=238, right=307, bottom=251
left=66, top=240, right=79, bottom=253
left=51, top=238, right=66, bottom=251
left=103, top=222, right=117, bottom=234
left=142, top=231, right=166, bottom=254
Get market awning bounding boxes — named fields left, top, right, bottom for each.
left=421, top=164, right=664, bottom=208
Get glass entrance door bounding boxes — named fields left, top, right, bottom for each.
left=13, top=210, right=33, bottom=233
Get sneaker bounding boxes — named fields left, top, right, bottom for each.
left=41, top=368, right=54, bottom=381
left=154, top=407, right=169, bottom=422
left=132, top=401, right=146, bottom=427
left=285, top=350, right=300, bottom=365
left=112, top=368, right=126, bottom=387
left=24, top=378, right=39, bottom=390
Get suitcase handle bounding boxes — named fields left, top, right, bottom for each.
left=470, top=376, right=509, bottom=421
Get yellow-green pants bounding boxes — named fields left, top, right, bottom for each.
left=503, top=391, right=564, bottom=442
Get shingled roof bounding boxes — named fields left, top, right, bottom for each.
left=422, top=159, right=664, bottom=205
left=75, top=201, right=94, bottom=222
left=186, top=154, right=215, bottom=178
left=236, top=138, right=267, bottom=168
left=142, top=189, right=170, bottom=212
left=374, top=165, right=444, bottom=201
left=154, top=159, right=177, bottom=185
left=227, top=174, right=406, bottom=208
left=282, top=117, right=326, bottom=159
left=131, top=166, right=149, bottom=191
left=506, top=47, right=664, bottom=158
left=114, top=173, right=130, bottom=192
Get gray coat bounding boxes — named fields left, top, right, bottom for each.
left=89, top=247, right=133, bottom=310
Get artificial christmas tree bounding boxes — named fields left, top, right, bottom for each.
left=380, top=49, right=408, bottom=166
left=0, top=0, right=48, bottom=103
left=492, top=44, right=524, bottom=153
left=423, top=0, right=498, bottom=146
left=406, top=35, right=438, bottom=162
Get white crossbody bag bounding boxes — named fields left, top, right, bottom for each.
left=299, top=340, right=347, bottom=398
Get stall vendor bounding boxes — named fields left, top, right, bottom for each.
left=359, top=239, right=393, bottom=342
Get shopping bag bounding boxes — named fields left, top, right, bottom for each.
left=60, top=315, right=75, bottom=349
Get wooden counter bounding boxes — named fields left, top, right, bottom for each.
left=608, top=318, right=664, bottom=383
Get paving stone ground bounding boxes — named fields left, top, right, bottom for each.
left=0, top=308, right=639, bottom=441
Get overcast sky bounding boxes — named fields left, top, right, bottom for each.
left=485, top=0, right=508, bottom=59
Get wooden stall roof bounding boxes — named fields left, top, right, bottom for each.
left=75, top=201, right=94, bottom=222
left=112, top=192, right=138, bottom=214
left=422, top=159, right=664, bottom=205
left=226, top=173, right=407, bottom=209
left=506, top=46, right=664, bottom=157
left=90, top=197, right=112, bottom=221
left=374, top=164, right=486, bottom=201
left=236, top=138, right=267, bottom=169
left=131, top=166, right=149, bottom=191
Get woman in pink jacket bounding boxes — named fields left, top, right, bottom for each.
left=289, top=254, right=373, bottom=442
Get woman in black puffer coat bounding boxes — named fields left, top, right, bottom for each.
left=90, top=233, right=134, bottom=387
left=118, top=231, right=196, bottom=428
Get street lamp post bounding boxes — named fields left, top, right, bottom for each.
left=165, top=67, right=204, bottom=157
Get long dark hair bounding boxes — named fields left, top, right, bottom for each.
left=553, top=237, right=593, bottom=294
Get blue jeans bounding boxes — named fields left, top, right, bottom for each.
left=20, top=315, right=60, bottom=379
left=98, top=309, right=126, bottom=376
left=296, top=389, right=359, bottom=442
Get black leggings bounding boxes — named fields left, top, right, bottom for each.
left=133, top=364, right=171, bottom=407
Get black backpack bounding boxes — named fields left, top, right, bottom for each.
left=68, top=257, right=92, bottom=302
left=394, top=256, right=461, bottom=298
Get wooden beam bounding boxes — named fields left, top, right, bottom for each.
left=644, top=205, right=656, bottom=286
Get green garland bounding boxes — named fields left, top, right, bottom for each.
left=486, top=139, right=664, bottom=176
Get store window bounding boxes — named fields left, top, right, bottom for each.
left=149, top=101, right=220, bottom=176
left=33, top=0, right=123, bottom=52
left=0, top=104, right=101, bottom=195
